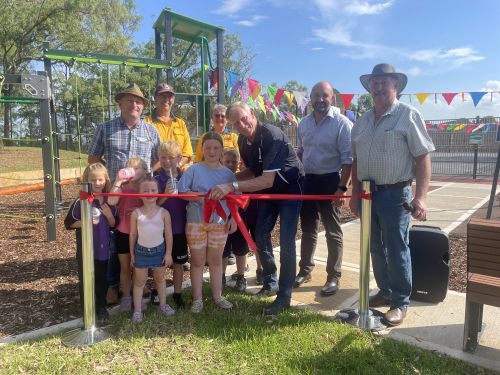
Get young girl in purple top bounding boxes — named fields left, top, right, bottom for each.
left=64, top=163, right=116, bottom=325
left=129, top=176, right=174, bottom=323
left=156, top=140, right=189, bottom=308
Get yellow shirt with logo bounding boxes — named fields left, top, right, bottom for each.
left=194, top=131, right=239, bottom=162
left=144, top=112, right=193, bottom=159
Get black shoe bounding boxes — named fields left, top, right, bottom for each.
left=233, top=275, right=247, bottom=293
left=255, top=268, right=263, bottom=285
left=150, top=289, right=159, bottom=305
left=173, top=293, right=185, bottom=309
left=231, top=264, right=250, bottom=280
left=227, top=253, right=236, bottom=265
left=293, top=273, right=312, bottom=288
left=253, top=285, right=278, bottom=298
left=96, top=307, right=109, bottom=326
left=320, top=279, right=339, bottom=296
left=263, top=299, right=290, bottom=316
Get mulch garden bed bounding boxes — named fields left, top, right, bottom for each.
left=0, top=183, right=498, bottom=338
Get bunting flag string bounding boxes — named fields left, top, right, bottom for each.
left=423, top=122, right=499, bottom=133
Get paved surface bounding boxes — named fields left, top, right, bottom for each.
left=246, top=180, right=500, bottom=372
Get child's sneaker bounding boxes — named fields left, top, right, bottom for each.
left=159, top=304, right=176, bottom=316
left=214, top=296, right=233, bottom=310
left=173, top=293, right=185, bottom=309
left=131, top=311, right=143, bottom=323
left=191, top=299, right=204, bottom=313
left=120, top=296, right=132, bottom=312
left=231, top=264, right=250, bottom=280
left=233, top=275, right=247, bottom=293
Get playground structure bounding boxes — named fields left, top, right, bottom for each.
left=1, top=8, right=226, bottom=241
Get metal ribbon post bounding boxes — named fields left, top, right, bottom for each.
left=62, top=183, right=109, bottom=346
left=334, top=180, right=386, bottom=330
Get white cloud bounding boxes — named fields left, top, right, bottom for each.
left=345, top=0, right=395, bottom=15
left=311, top=47, right=325, bottom=51
left=482, top=80, right=500, bottom=91
left=313, top=26, right=354, bottom=47
left=408, top=47, right=484, bottom=67
left=236, top=15, right=267, bottom=27
left=407, top=67, right=421, bottom=76
left=213, top=0, right=252, bottom=15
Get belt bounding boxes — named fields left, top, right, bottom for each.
left=372, top=179, right=412, bottom=191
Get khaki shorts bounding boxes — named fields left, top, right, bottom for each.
left=186, top=222, right=228, bottom=251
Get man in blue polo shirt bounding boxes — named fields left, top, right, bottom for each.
left=210, top=101, right=304, bottom=315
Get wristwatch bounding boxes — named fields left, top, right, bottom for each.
left=337, top=185, right=348, bottom=192
left=232, top=181, right=239, bottom=192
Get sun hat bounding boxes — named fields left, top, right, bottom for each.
left=114, top=83, right=148, bottom=104
left=360, top=63, right=408, bottom=94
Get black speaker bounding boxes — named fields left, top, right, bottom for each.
left=409, top=225, right=450, bottom=303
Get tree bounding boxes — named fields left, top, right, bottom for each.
left=357, top=93, right=373, bottom=116
left=0, top=0, right=141, bottom=138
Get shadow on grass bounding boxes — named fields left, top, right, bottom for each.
left=111, top=284, right=331, bottom=345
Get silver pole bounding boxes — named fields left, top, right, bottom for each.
left=62, top=183, right=109, bottom=346
left=81, top=182, right=96, bottom=329
left=358, top=180, right=372, bottom=328
left=334, top=180, right=386, bottom=330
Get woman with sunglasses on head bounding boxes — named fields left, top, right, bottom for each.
left=193, top=104, right=239, bottom=163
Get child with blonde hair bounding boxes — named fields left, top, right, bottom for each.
left=178, top=132, right=237, bottom=313
left=129, top=176, right=174, bottom=322
left=108, top=157, right=148, bottom=311
left=64, top=162, right=116, bottom=325
left=155, top=140, right=189, bottom=308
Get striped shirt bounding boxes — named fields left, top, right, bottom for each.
left=88, top=117, right=160, bottom=181
left=297, top=106, right=353, bottom=174
left=351, top=100, right=435, bottom=185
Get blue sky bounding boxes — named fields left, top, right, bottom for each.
left=134, top=0, right=500, bottom=120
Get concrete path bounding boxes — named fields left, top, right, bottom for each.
left=250, top=180, right=500, bottom=372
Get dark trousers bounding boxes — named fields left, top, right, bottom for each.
left=299, top=172, right=343, bottom=280
left=76, top=231, right=108, bottom=312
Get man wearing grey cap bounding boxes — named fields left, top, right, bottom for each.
left=145, top=83, right=193, bottom=170
left=349, top=64, right=435, bottom=326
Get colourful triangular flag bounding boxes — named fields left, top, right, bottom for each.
left=274, top=88, right=284, bottom=105
left=267, top=85, right=278, bottom=104
left=469, top=92, right=487, bottom=107
left=341, top=94, right=355, bottom=109
left=442, top=93, right=457, bottom=105
left=247, top=78, right=261, bottom=101
left=283, top=91, right=294, bottom=106
left=415, top=93, right=431, bottom=105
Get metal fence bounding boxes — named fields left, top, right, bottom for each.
left=279, top=116, right=499, bottom=179
left=426, top=117, right=499, bottom=178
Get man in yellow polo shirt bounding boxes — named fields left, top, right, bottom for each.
left=145, top=83, right=193, bottom=169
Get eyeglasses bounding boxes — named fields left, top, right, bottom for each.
left=214, top=113, right=226, bottom=118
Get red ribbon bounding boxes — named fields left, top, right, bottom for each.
left=79, top=191, right=94, bottom=203
left=203, top=192, right=256, bottom=251
left=80, top=190, right=373, bottom=253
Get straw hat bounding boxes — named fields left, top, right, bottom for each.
left=360, top=63, right=408, bottom=94
left=114, top=83, right=148, bottom=104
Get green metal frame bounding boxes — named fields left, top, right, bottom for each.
left=44, top=49, right=173, bottom=69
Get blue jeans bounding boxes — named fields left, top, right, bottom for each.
left=370, top=185, right=412, bottom=309
left=255, top=198, right=302, bottom=304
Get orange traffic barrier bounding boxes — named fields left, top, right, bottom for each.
left=0, top=178, right=79, bottom=196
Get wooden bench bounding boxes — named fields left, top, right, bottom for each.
left=463, top=218, right=500, bottom=353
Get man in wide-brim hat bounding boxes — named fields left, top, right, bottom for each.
left=88, top=83, right=161, bottom=309
left=114, top=83, right=149, bottom=105
left=349, top=63, right=435, bottom=327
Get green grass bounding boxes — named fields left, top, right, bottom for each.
left=0, top=291, right=492, bottom=375
left=0, top=146, right=87, bottom=173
